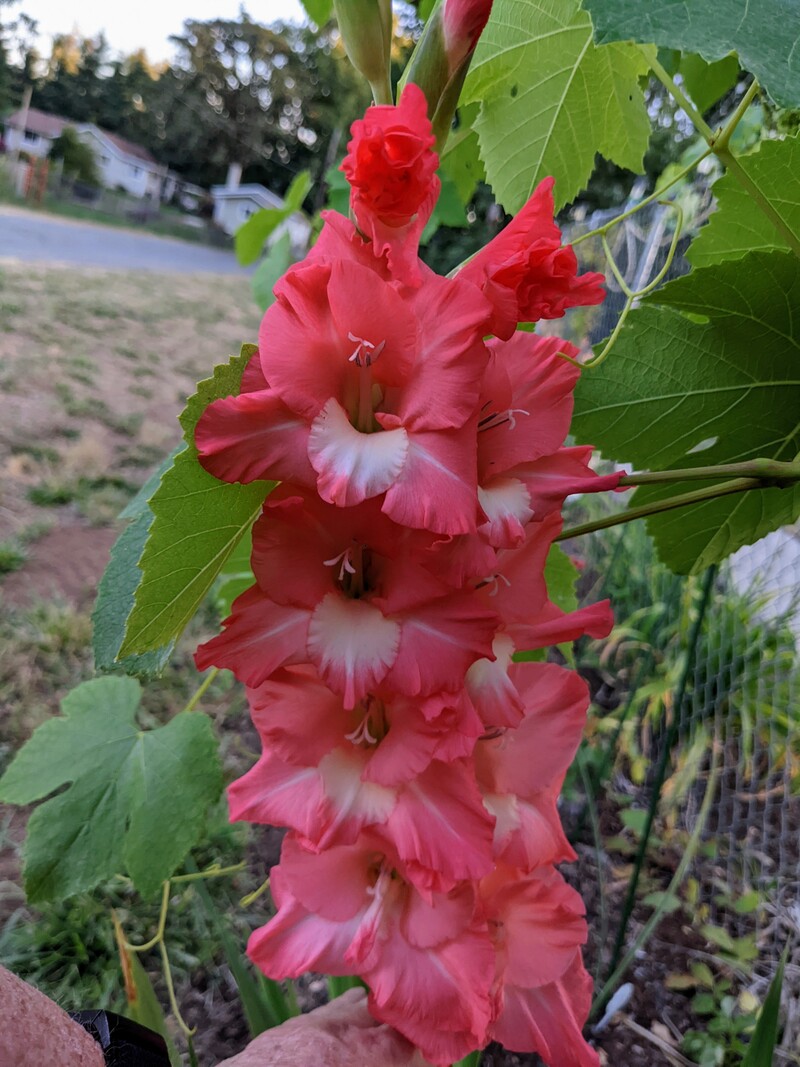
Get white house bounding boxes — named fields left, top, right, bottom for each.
left=3, top=106, right=70, bottom=158
left=74, top=124, right=164, bottom=200
left=211, top=163, right=310, bottom=250
left=2, top=107, right=166, bottom=200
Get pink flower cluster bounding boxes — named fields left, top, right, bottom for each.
left=194, top=85, right=615, bottom=1066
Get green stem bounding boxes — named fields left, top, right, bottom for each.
left=171, top=862, right=246, bottom=884
left=557, top=477, right=764, bottom=542
left=712, top=78, right=760, bottom=155
left=650, top=56, right=714, bottom=140
left=571, top=148, right=712, bottom=248
left=183, top=668, right=219, bottom=713
left=652, top=65, right=800, bottom=259
left=715, top=147, right=800, bottom=257
left=618, top=458, right=800, bottom=488
left=370, top=73, right=394, bottom=106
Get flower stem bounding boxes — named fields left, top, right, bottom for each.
left=182, top=668, right=219, bottom=713
left=557, top=477, right=763, bottom=542
left=618, top=458, right=800, bottom=488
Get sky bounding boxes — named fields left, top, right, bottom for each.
left=22, top=0, right=307, bottom=63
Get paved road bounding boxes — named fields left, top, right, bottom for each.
left=0, top=206, right=247, bottom=274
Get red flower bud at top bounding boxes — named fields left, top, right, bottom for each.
left=341, top=83, right=440, bottom=284
left=442, top=0, right=493, bottom=71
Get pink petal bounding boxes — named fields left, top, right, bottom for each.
left=484, top=788, right=575, bottom=869
left=400, top=881, right=477, bottom=949
left=308, top=592, right=400, bottom=707
left=380, top=419, right=479, bottom=535
left=478, top=476, right=533, bottom=547
left=316, top=748, right=397, bottom=848
left=479, top=663, right=590, bottom=796
left=309, top=398, right=410, bottom=506
left=279, top=835, right=374, bottom=921
left=194, top=586, right=309, bottom=686
left=381, top=760, right=494, bottom=887
left=491, top=952, right=598, bottom=1066
left=248, top=892, right=365, bottom=979
left=227, top=751, right=325, bottom=839
left=478, top=334, right=580, bottom=478
left=397, top=269, right=490, bottom=431
left=261, top=262, right=345, bottom=419
left=511, top=598, right=613, bottom=650
left=516, top=446, right=625, bottom=518
left=195, top=389, right=314, bottom=486
left=247, top=666, right=351, bottom=766
left=363, top=920, right=494, bottom=1067
left=465, top=632, right=525, bottom=728
left=384, top=592, right=497, bottom=696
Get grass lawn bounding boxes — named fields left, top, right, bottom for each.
left=0, top=261, right=272, bottom=1061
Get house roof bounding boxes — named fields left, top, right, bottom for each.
left=79, top=124, right=157, bottom=166
left=4, top=107, right=70, bottom=139
left=211, top=183, right=283, bottom=209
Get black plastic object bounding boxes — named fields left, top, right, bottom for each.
left=68, top=1010, right=171, bottom=1067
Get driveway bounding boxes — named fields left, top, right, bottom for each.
left=0, top=205, right=247, bottom=274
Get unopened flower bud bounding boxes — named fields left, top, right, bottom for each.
left=401, top=0, right=493, bottom=148
left=334, top=0, right=393, bottom=104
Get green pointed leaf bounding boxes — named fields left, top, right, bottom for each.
left=0, top=677, right=223, bottom=901
left=572, top=249, right=800, bottom=573
left=119, top=346, right=273, bottom=656
left=462, top=0, right=651, bottom=212
left=93, top=450, right=181, bottom=678
left=235, top=172, right=310, bottom=265
left=252, top=232, right=293, bottom=311
left=300, top=0, right=333, bottom=27
left=235, top=208, right=287, bottom=266
left=741, top=952, right=786, bottom=1067
left=689, top=133, right=800, bottom=268
left=582, top=0, right=800, bottom=108
left=678, top=52, right=739, bottom=114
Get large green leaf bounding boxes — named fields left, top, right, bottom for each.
left=462, top=0, right=651, bottom=212
left=119, top=346, right=272, bottom=656
left=93, top=449, right=180, bottom=678
left=583, top=0, right=800, bottom=108
left=440, top=104, right=485, bottom=205
left=0, top=677, right=222, bottom=901
left=572, top=249, right=800, bottom=573
left=677, top=52, right=740, bottom=114
left=689, top=134, right=800, bottom=268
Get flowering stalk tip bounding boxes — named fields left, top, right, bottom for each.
left=334, top=0, right=394, bottom=104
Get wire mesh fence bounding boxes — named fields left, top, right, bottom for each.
left=554, top=192, right=800, bottom=1055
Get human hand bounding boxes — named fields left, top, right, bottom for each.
left=216, top=987, right=433, bottom=1067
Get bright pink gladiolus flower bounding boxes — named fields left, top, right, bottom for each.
left=196, top=221, right=492, bottom=536
left=195, top=488, right=498, bottom=703
left=251, top=834, right=496, bottom=1066
left=459, top=177, right=606, bottom=339
left=342, top=83, right=440, bottom=286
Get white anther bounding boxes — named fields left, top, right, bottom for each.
left=506, top=408, right=529, bottom=430
left=323, top=548, right=357, bottom=581
left=486, top=573, right=512, bottom=597
left=347, top=332, right=386, bottom=367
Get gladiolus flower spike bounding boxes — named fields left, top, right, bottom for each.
left=195, top=84, right=618, bottom=1067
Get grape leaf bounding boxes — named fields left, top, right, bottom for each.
left=678, top=52, right=739, bottom=114
left=440, top=104, right=485, bottom=205
left=119, top=345, right=273, bottom=656
left=0, top=677, right=222, bottom=901
left=582, top=0, right=800, bottom=108
left=689, top=134, right=800, bottom=268
left=92, top=449, right=180, bottom=678
left=572, top=249, right=800, bottom=573
left=462, top=0, right=652, bottom=211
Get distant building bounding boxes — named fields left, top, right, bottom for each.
left=2, top=107, right=166, bottom=200
left=3, top=106, right=70, bottom=158
left=211, top=162, right=310, bottom=248
left=73, top=125, right=164, bottom=200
